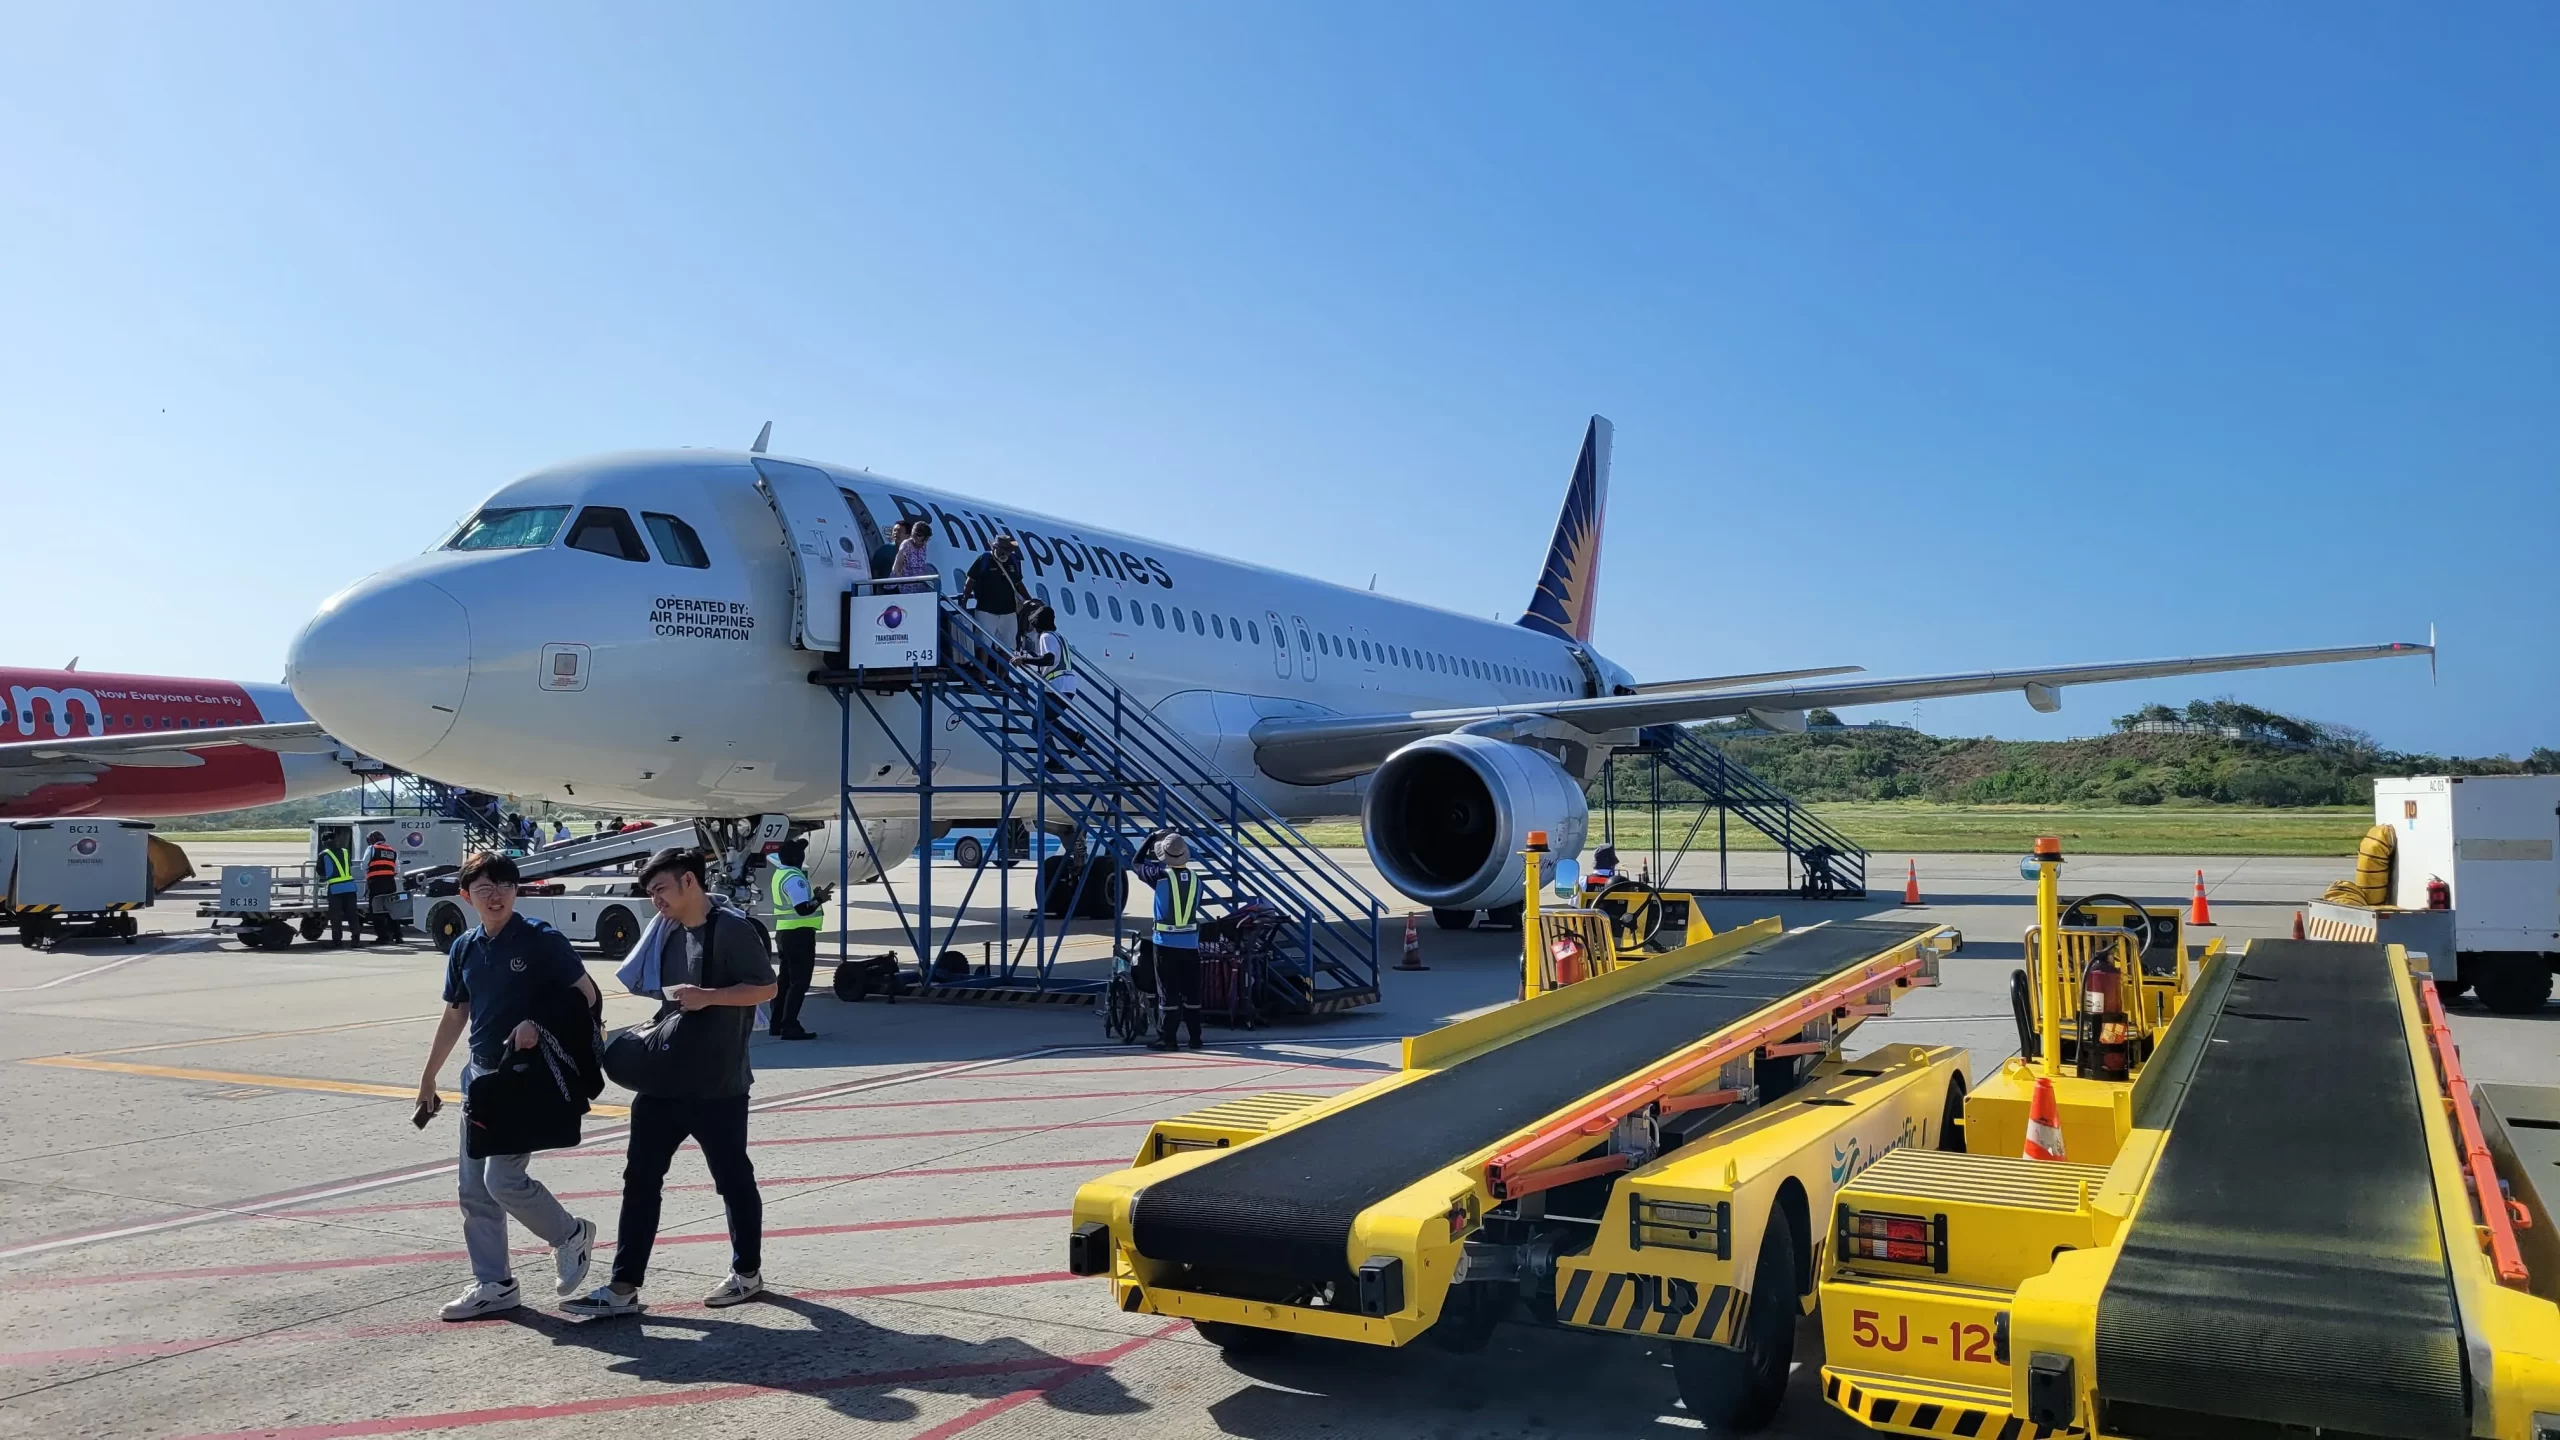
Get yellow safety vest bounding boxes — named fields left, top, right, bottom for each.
left=1154, top=867, right=1199, bottom=939
left=319, top=848, right=353, bottom=886
left=770, top=864, right=823, bottom=931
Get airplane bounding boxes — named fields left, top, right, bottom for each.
left=285, top=418, right=2430, bottom=921
left=0, top=665, right=360, bottom=821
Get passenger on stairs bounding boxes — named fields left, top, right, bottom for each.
left=891, top=518, right=936, bottom=592
left=962, top=534, right=1027, bottom=647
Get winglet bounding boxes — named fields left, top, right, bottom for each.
left=1517, top=416, right=1611, bottom=644
left=751, top=421, right=773, bottom=454
left=2429, top=622, right=2437, bottom=685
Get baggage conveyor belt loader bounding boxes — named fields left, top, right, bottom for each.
left=1067, top=848, right=1970, bottom=1430
left=1818, top=838, right=2560, bottom=1440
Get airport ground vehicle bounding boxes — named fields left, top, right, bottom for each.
left=2308, top=774, right=2560, bottom=1014
left=1816, top=838, right=2560, bottom=1440
left=7, top=818, right=155, bottom=949
left=916, top=824, right=1061, bottom=869
left=209, top=816, right=472, bottom=949
left=1069, top=836, right=1963, bottom=1427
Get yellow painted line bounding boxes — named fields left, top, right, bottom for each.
left=75, top=1012, right=448, bottom=1058
left=21, top=1055, right=631, bottom=1117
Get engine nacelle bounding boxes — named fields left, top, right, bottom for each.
left=794, top=816, right=923, bottom=886
left=1363, top=733, right=1589, bottom=911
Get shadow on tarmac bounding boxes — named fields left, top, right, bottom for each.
left=1205, top=1315, right=1874, bottom=1439
left=495, top=1291, right=1148, bottom=1424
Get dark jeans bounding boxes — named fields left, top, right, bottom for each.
left=326, top=891, right=362, bottom=941
left=1155, top=942, right=1202, bottom=1044
left=611, top=1092, right=761, bottom=1288
left=773, top=927, right=817, bottom=1032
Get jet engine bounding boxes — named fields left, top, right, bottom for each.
left=1363, top=733, right=1589, bottom=912
left=794, top=816, right=923, bottom=886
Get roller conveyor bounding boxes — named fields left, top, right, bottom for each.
left=1130, top=919, right=1935, bottom=1286
left=2094, top=939, right=2470, bottom=1439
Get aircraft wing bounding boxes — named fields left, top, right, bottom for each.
left=0, top=722, right=342, bottom=799
left=1247, top=640, right=2433, bottom=785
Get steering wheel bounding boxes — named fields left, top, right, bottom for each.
left=2058, top=893, right=2155, bottom=964
left=1592, top=879, right=1667, bottom=950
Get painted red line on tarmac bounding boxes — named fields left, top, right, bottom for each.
left=169, top=1323, right=1176, bottom=1440
left=275, top=1157, right=1127, bottom=1220
left=787, top=1077, right=1365, bottom=1113
left=557, top=1117, right=1149, bottom=1158
left=5, top=1210, right=1068, bottom=1292
left=0, top=1272, right=1079, bottom=1370
left=905, top=1321, right=1185, bottom=1440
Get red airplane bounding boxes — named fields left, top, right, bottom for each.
left=0, top=665, right=360, bottom=820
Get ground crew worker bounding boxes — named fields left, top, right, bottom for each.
left=765, top=838, right=831, bottom=1040
left=320, top=839, right=363, bottom=946
left=364, top=830, right=401, bottom=944
left=1145, top=835, right=1205, bottom=1050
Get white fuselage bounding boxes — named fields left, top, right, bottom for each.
left=288, top=450, right=1626, bottom=823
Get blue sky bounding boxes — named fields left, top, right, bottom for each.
left=5, top=5, right=2550, bottom=753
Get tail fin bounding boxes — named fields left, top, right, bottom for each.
left=1517, top=416, right=1611, bottom=644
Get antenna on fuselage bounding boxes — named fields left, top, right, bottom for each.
left=750, top=421, right=773, bottom=454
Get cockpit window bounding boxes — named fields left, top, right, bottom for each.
left=565, top=506, right=649, bottom=562
left=642, top=512, right=711, bottom=569
left=446, top=505, right=569, bottom=551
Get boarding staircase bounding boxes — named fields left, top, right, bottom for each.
left=358, top=775, right=510, bottom=853
left=1613, top=724, right=1868, bottom=897
left=816, top=596, right=1382, bottom=1017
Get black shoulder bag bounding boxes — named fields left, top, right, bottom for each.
left=600, top=909, right=738, bottom=1099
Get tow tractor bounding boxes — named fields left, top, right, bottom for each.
left=1069, top=832, right=1966, bottom=1428
left=1817, top=837, right=2560, bottom=1440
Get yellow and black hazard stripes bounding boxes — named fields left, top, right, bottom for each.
left=1554, top=1266, right=1746, bottom=1344
left=1824, top=1372, right=2061, bottom=1439
left=917, top=985, right=1096, bottom=1006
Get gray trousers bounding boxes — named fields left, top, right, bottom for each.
left=456, top=1061, right=579, bottom=1285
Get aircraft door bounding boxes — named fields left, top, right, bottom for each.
left=1291, top=615, right=1318, bottom=682
left=1265, top=609, right=1291, bottom=679
left=751, top=459, right=867, bottom=652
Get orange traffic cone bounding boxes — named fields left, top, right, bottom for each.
left=1902, top=860, right=1922, bottom=906
left=2023, top=1075, right=2067, bottom=1162
left=2188, top=870, right=2213, bottom=926
left=1396, top=912, right=1428, bottom=971
left=2292, top=911, right=2307, bottom=942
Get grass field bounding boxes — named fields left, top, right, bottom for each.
left=1284, top=803, right=2377, bottom=856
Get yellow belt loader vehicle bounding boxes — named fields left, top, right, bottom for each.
left=1069, top=838, right=1971, bottom=1429
left=1819, top=838, right=2560, bottom=1440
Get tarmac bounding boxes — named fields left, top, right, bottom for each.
left=2, top=847, right=2551, bottom=1438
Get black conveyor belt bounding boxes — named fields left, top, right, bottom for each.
left=2095, top=939, right=2469, bottom=1439
left=1130, top=920, right=1932, bottom=1286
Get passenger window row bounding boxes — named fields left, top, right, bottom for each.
left=1023, top=582, right=1574, bottom=693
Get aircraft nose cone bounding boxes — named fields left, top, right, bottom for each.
left=289, top=577, right=471, bottom=769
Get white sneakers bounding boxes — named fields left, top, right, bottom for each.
left=553, top=1218, right=596, bottom=1297
left=560, top=1283, right=644, bottom=1318
left=703, top=1270, right=763, bottom=1308
left=439, top=1279, right=522, bottom=1322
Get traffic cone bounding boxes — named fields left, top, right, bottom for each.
left=1902, top=860, right=1922, bottom=906
left=2188, top=870, right=2213, bottom=926
left=2292, top=911, right=2307, bottom=942
left=2023, top=1075, right=2067, bottom=1162
left=1396, top=912, right=1429, bottom=971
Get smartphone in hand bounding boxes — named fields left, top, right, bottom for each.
left=412, top=1094, right=441, bottom=1129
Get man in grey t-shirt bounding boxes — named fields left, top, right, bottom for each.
left=563, top=848, right=778, bottom=1318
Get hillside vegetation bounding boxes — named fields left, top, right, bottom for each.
left=1608, top=699, right=2555, bottom=810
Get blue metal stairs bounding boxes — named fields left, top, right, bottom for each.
left=820, top=598, right=1382, bottom=1018
left=1618, top=723, right=1868, bottom=897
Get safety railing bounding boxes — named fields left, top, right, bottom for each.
left=814, top=581, right=1381, bottom=1017
left=1611, top=724, right=1868, bottom=897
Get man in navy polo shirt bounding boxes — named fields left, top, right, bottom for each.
left=414, top=851, right=602, bottom=1321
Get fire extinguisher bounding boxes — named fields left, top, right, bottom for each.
left=1549, top=932, right=1588, bottom=987
left=2426, top=875, right=2451, bottom=911
left=2077, top=950, right=2131, bottom=1081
